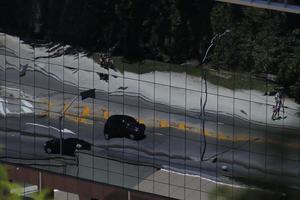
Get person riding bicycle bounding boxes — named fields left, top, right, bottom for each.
left=272, top=89, right=285, bottom=120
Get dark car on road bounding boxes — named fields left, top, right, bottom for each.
left=44, top=138, right=91, bottom=156
left=104, top=115, right=146, bottom=140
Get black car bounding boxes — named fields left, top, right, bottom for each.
left=44, top=138, right=91, bottom=156
left=104, top=115, right=146, bottom=140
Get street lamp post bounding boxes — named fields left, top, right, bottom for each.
left=200, top=29, right=231, bottom=162
left=59, top=96, right=78, bottom=156
left=202, top=29, right=231, bottom=64
left=59, top=89, right=96, bottom=156
left=201, top=29, right=258, bottom=164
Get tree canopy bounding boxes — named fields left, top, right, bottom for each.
left=210, top=3, right=300, bottom=102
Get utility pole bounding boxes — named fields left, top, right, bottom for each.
left=59, top=96, right=78, bottom=156
left=200, top=29, right=231, bottom=161
left=59, top=89, right=95, bottom=156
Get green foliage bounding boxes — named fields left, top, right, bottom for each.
left=0, top=165, right=21, bottom=200
left=113, top=0, right=213, bottom=62
left=1, top=0, right=299, bottom=101
left=290, top=79, right=300, bottom=103
left=0, top=165, right=51, bottom=200
left=210, top=3, right=300, bottom=102
left=0, top=0, right=213, bottom=63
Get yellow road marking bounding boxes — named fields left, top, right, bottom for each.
left=159, top=120, right=169, bottom=128
left=101, top=108, right=109, bottom=120
left=79, top=105, right=90, bottom=123
left=138, top=119, right=145, bottom=124
left=178, top=122, right=186, bottom=130
left=36, top=102, right=300, bottom=149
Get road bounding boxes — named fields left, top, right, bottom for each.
left=0, top=32, right=300, bottom=196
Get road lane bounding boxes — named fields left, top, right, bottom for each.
left=1, top=113, right=300, bottom=191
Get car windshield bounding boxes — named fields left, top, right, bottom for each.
left=124, top=117, right=136, bottom=123
left=114, top=116, right=136, bottom=124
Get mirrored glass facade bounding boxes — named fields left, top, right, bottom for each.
left=0, top=32, right=300, bottom=199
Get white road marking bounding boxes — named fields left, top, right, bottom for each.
left=0, top=99, right=33, bottom=114
left=0, top=98, right=5, bottom=115
left=21, top=106, right=33, bottom=113
left=21, top=100, right=34, bottom=108
left=62, top=129, right=76, bottom=135
left=0, top=98, right=13, bottom=115
left=161, top=168, right=258, bottom=190
left=6, top=107, right=11, bottom=114
left=25, top=123, right=76, bottom=135
left=21, top=100, right=34, bottom=114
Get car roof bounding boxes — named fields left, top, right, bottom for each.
left=65, top=138, right=80, bottom=141
left=49, top=138, right=82, bottom=142
left=108, top=115, right=136, bottom=121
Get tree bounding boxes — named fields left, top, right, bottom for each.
left=210, top=3, right=300, bottom=102
left=0, top=165, right=20, bottom=200
left=0, top=165, right=50, bottom=200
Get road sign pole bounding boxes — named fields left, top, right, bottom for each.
left=58, top=89, right=95, bottom=156
left=59, top=96, right=78, bottom=156
left=59, top=115, right=63, bottom=156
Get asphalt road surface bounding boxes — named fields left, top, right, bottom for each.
left=1, top=99, right=299, bottom=192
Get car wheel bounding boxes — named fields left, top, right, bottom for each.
left=104, top=133, right=110, bottom=140
left=45, top=147, right=52, bottom=154
left=129, top=133, right=135, bottom=140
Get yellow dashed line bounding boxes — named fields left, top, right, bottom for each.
left=79, top=105, right=90, bottom=123
left=101, top=108, right=109, bottom=120
left=35, top=101, right=299, bottom=149
left=178, top=122, right=186, bottom=130
left=159, top=120, right=169, bottom=128
left=138, top=119, right=145, bottom=124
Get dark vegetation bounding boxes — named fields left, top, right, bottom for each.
left=0, top=0, right=299, bottom=101
left=0, top=0, right=213, bottom=63
left=210, top=4, right=300, bottom=102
